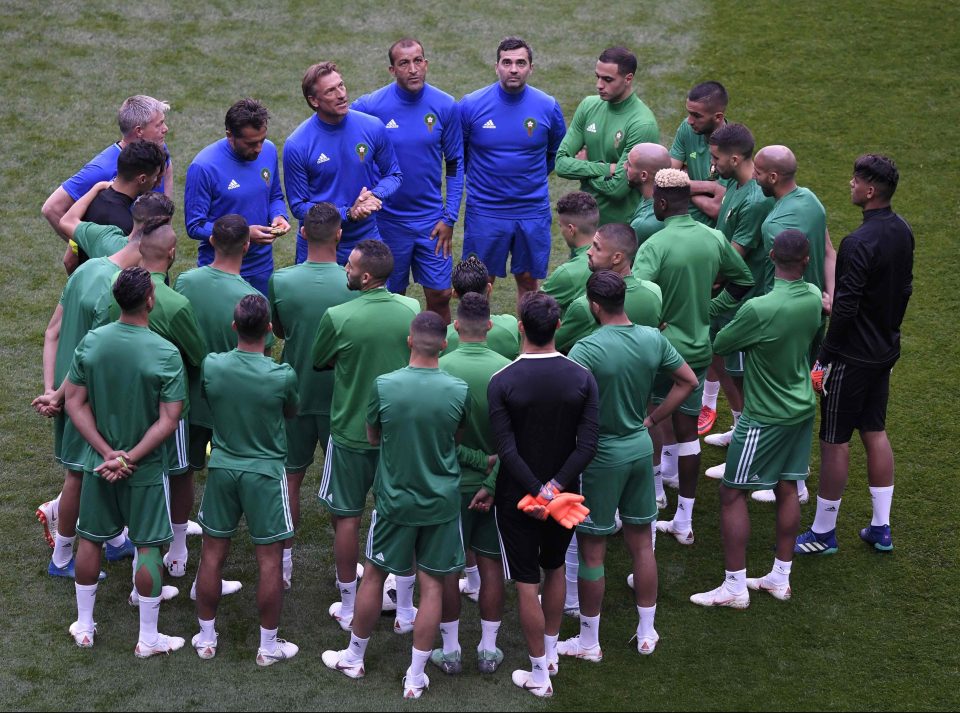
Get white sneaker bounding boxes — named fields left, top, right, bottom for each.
left=394, top=607, right=417, bottom=634
left=356, top=562, right=364, bottom=579
left=128, top=585, right=179, bottom=606
left=750, top=488, right=776, bottom=503
left=256, top=638, right=298, bottom=667
left=635, top=629, right=659, bottom=655
left=655, top=493, right=667, bottom=510
left=163, top=551, right=186, bottom=577
left=402, top=670, right=430, bottom=699
left=689, top=583, right=750, bottom=609
left=547, top=655, right=559, bottom=677
left=746, top=575, right=792, bottom=601
left=704, top=429, right=734, bottom=447
left=37, top=500, right=59, bottom=549
left=563, top=604, right=580, bottom=618
left=186, top=520, right=203, bottom=536
left=655, top=519, right=694, bottom=545
left=556, top=635, right=602, bottom=662
left=626, top=573, right=634, bottom=590
left=135, top=633, right=186, bottom=658
left=189, top=579, right=242, bottom=601
left=192, top=632, right=218, bottom=659
left=322, top=648, right=365, bottom=678
left=69, top=621, right=96, bottom=648
left=512, top=669, right=553, bottom=697
left=382, top=573, right=398, bottom=612
left=328, top=601, right=353, bottom=631
left=458, top=577, right=479, bottom=602
left=704, top=463, right=725, bottom=479
left=661, top=472, right=680, bottom=489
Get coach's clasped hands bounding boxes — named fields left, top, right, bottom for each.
left=517, top=491, right=590, bottom=529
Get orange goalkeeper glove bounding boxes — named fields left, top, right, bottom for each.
left=517, top=494, right=549, bottom=521
left=546, top=493, right=590, bottom=529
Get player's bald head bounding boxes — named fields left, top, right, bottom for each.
left=629, top=143, right=671, bottom=172
left=138, top=222, right=176, bottom=262
left=755, top=145, right=797, bottom=179
left=409, top=311, right=447, bottom=356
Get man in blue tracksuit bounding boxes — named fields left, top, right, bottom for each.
left=352, top=38, right=464, bottom=323
left=284, top=61, right=403, bottom=266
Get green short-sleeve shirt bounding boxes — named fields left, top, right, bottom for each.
left=269, top=262, right=356, bottom=415
left=442, top=313, right=519, bottom=360
left=541, top=244, right=592, bottom=314
left=201, top=349, right=299, bottom=478
left=312, top=288, right=420, bottom=450
left=367, top=366, right=469, bottom=526
left=630, top=196, right=665, bottom=245
left=72, top=222, right=127, bottom=259
left=569, top=324, right=683, bottom=466
left=55, top=257, right=118, bottom=387
left=556, top=275, right=662, bottom=353
left=715, top=179, right=774, bottom=303
left=67, top=322, right=185, bottom=483
left=759, top=186, right=827, bottom=295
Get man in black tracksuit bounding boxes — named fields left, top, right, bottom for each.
left=796, top=154, right=914, bottom=556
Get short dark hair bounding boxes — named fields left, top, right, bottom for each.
left=688, top=81, right=728, bottom=110
left=771, top=229, right=810, bottom=265
left=302, top=61, right=340, bottom=108
left=410, top=311, right=447, bottom=355
left=596, top=223, right=638, bottom=264
left=518, top=292, right=560, bottom=347
left=116, top=140, right=165, bottom=181
left=388, top=38, right=424, bottom=64
left=557, top=191, right=600, bottom=234
left=653, top=184, right=691, bottom=214
left=854, top=154, right=899, bottom=201
left=131, top=192, right=175, bottom=224
left=211, top=214, right=250, bottom=255
left=113, top=266, right=153, bottom=312
left=597, top=46, right=637, bottom=76
left=234, top=294, right=271, bottom=340
left=303, top=202, right=341, bottom=243
left=586, top=271, right=626, bottom=314
left=353, top=239, right=393, bottom=280
left=456, top=292, right=491, bottom=339
left=225, top=98, right=269, bottom=135
left=452, top=255, right=489, bottom=297
left=709, top=122, right=755, bottom=158
left=497, top=36, right=532, bottom=63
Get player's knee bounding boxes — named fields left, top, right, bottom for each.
left=677, top=439, right=701, bottom=457
left=136, top=546, right=164, bottom=597
left=577, top=557, right=605, bottom=582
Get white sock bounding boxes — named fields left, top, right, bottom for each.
left=409, top=646, right=431, bottom=679
left=530, top=655, right=549, bottom=684
left=283, top=548, right=293, bottom=564
left=396, top=574, right=416, bottom=620
left=702, top=380, right=720, bottom=409
left=198, top=617, right=216, bottom=641
left=338, top=578, right=357, bottom=617
left=440, top=619, right=460, bottom=654
left=637, top=604, right=656, bottom=638
left=544, top=633, right=558, bottom=663
left=731, top=409, right=741, bottom=428
left=564, top=540, right=579, bottom=609
left=131, top=549, right=138, bottom=585
left=724, top=568, right=747, bottom=595
left=169, top=522, right=189, bottom=560
left=75, top=582, right=98, bottom=628
left=105, top=532, right=127, bottom=548
left=651, top=521, right=657, bottom=551
left=579, top=614, right=600, bottom=649
left=870, top=485, right=894, bottom=526
left=53, top=532, right=76, bottom=568
left=347, top=633, right=368, bottom=661
left=138, top=594, right=161, bottom=645
left=797, top=480, right=809, bottom=498
left=812, top=496, right=842, bottom=533
left=768, top=558, right=792, bottom=587
left=653, top=465, right=665, bottom=501
left=464, top=565, right=480, bottom=591
left=259, top=626, right=278, bottom=653
left=479, top=619, right=500, bottom=652
left=674, top=496, right=695, bottom=529
left=661, top=446, right=678, bottom=477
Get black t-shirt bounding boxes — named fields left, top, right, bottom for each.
left=82, top=188, right=134, bottom=234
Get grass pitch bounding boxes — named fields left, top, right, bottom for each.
left=1, top=1, right=958, bottom=710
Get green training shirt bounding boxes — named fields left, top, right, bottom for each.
left=630, top=196, right=665, bottom=245
left=715, top=178, right=774, bottom=303
left=439, top=341, right=511, bottom=493
left=556, top=274, right=662, bottom=353
left=569, top=324, right=684, bottom=466
left=541, top=244, right=592, bottom=314
left=633, top=214, right=753, bottom=369
left=713, top=278, right=821, bottom=424
left=269, top=262, right=356, bottom=416
left=442, top=313, right=519, bottom=360
left=669, top=120, right=730, bottom=226
left=760, top=186, right=827, bottom=294
left=55, top=256, right=118, bottom=388
left=73, top=222, right=127, bottom=259
left=367, top=366, right=469, bottom=526
left=201, top=349, right=299, bottom=478
left=555, top=94, right=660, bottom=225
left=67, top=321, right=185, bottom=483
left=173, top=266, right=274, bottom=428
left=312, top=288, right=420, bottom=450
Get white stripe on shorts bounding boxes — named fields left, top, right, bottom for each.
left=735, top=427, right=761, bottom=484
left=280, top=474, right=293, bottom=533
left=365, top=509, right=378, bottom=561
left=492, top=506, right=512, bottom=581
left=318, top=436, right=334, bottom=501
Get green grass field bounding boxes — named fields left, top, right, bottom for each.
left=1, top=1, right=958, bottom=710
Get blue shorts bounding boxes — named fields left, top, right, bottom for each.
left=462, top=210, right=552, bottom=279
left=379, top=216, right=452, bottom=292
left=241, top=269, right=272, bottom=296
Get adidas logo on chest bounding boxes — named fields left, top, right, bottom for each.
left=317, top=153, right=331, bottom=164
left=586, top=123, right=597, bottom=133
left=227, top=179, right=240, bottom=190
left=482, top=119, right=496, bottom=129
left=385, top=119, right=399, bottom=129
